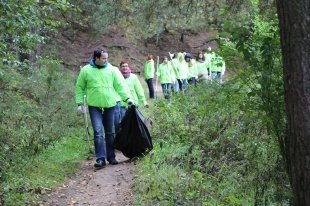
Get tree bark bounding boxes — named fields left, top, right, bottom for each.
left=276, top=0, right=310, bottom=205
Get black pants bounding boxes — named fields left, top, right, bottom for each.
left=146, top=78, right=155, bottom=99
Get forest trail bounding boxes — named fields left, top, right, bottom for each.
left=43, top=152, right=135, bottom=206
left=41, top=28, right=210, bottom=206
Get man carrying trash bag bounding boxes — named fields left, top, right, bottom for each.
left=114, top=105, right=153, bottom=159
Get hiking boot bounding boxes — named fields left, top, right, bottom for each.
left=108, top=158, right=118, bottom=165
left=94, top=159, right=106, bottom=168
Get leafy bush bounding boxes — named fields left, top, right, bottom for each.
left=134, top=78, right=291, bottom=205
left=0, top=58, right=84, bottom=203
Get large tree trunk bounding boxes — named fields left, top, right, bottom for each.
left=276, top=0, right=310, bottom=205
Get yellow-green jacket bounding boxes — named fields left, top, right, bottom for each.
left=170, top=58, right=179, bottom=81
left=157, top=62, right=173, bottom=84
left=188, top=59, right=198, bottom=78
left=204, top=52, right=215, bottom=72
left=144, top=59, right=155, bottom=79
left=196, top=60, right=209, bottom=76
left=211, top=55, right=225, bottom=73
left=75, top=62, right=130, bottom=108
left=120, top=74, right=146, bottom=108
left=176, top=52, right=189, bottom=79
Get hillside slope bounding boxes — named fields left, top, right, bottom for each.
left=56, top=27, right=217, bottom=73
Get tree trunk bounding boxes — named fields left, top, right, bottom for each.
left=276, top=0, right=310, bottom=205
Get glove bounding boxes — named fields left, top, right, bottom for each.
left=126, top=98, right=135, bottom=106
left=143, top=101, right=149, bottom=108
left=77, top=105, right=86, bottom=114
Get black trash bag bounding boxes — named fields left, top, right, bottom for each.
left=114, top=106, right=153, bottom=158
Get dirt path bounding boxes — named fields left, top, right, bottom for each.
left=43, top=152, right=135, bottom=206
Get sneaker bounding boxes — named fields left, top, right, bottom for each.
left=108, top=158, right=118, bottom=165
left=94, top=159, right=106, bottom=168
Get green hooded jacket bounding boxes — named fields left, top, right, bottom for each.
left=144, top=59, right=155, bottom=79
left=176, top=52, right=189, bottom=79
left=196, top=60, right=209, bottom=75
left=120, top=73, right=146, bottom=108
left=211, top=55, right=225, bottom=73
left=204, top=52, right=215, bottom=72
left=188, top=59, right=198, bottom=78
left=157, top=61, right=173, bottom=84
left=75, top=63, right=130, bottom=108
left=170, top=58, right=179, bottom=81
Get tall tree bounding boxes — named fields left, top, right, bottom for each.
left=276, top=0, right=310, bottom=205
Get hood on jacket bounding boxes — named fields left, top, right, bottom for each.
left=89, top=59, right=108, bottom=69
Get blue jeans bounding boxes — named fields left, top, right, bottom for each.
left=146, top=78, right=155, bottom=99
left=88, top=106, right=116, bottom=161
left=172, top=81, right=179, bottom=93
left=212, top=72, right=223, bottom=84
left=114, top=101, right=121, bottom=134
left=161, top=83, right=172, bottom=99
left=120, top=107, right=127, bottom=121
left=189, top=77, right=197, bottom=86
left=177, top=79, right=188, bottom=91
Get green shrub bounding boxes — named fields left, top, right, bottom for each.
left=134, top=80, right=291, bottom=205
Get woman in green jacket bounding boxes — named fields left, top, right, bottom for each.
left=119, top=60, right=148, bottom=119
left=196, top=51, right=210, bottom=83
left=157, top=56, right=173, bottom=99
left=144, top=55, right=155, bottom=99
left=185, top=53, right=198, bottom=86
left=75, top=48, right=133, bottom=168
left=211, top=53, right=226, bottom=84
left=175, top=52, right=189, bottom=91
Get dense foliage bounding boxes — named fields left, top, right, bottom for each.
left=135, top=79, right=290, bottom=205
left=0, top=0, right=82, bottom=204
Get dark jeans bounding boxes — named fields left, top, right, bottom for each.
left=120, top=107, right=127, bottom=120
left=114, top=101, right=121, bottom=134
left=177, top=79, right=188, bottom=91
left=88, top=106, right=116, bottom=162
left=189, top=77, right=197, bottom=86
left=146, top=78, right=155, bottom=99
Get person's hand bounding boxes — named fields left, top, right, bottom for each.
left=143, top=101, right=149, bottom=108
left=77, top=105, right=85, bottom=114
left=126, top=98, right=135, bottom=106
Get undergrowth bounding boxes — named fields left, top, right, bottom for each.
left=0, top=59, right=89, bottom=205
left=134, top=80, right=291, bottom=205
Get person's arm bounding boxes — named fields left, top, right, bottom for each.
left=222, top=61, right=226, bottom=75
left=156, top=64, right=161, bottom=77
left=133, top=75, right=147, bottom=105
left=151, top=60, right=155, bottom=76
left=75, top=68, right=86, bottom=105
left=112, top=68, right=131, bottom=102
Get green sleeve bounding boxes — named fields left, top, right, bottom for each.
left=75, top=68, right=86, bottom=105
left=134, top=75, right=146, bottom=104
left=112, top=68, right=130, bottom=102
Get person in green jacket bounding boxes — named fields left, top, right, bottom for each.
left=210, top=53, right=226, bottom=84
left=156, top=56, right=173, bottom=99
left=169, top=53, right=180, bottom=92
left=119, top=60, right=148, bottom=119
left=144, top=55, right=155, bottom=99
left=175, top=52, right=189, bottom=91
left=204, top=46, right=215, bottom=75
left=185, top=52, right=198, bottom=86
left=196, top=51, right=210, bottom=83
left=75, top=48, right=133, bottom=168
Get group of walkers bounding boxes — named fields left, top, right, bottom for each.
left=75, top=46, right=225, bottom=169
left=145, top=47, right=226, bottom=99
